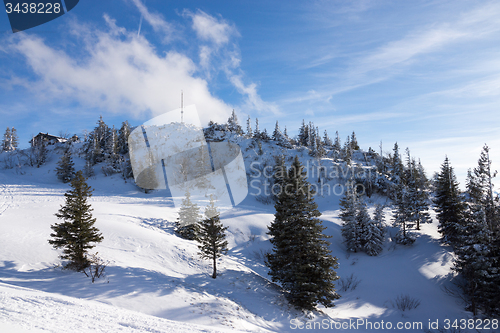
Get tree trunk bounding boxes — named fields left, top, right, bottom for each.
left=212, top=254, right=217, bottom=279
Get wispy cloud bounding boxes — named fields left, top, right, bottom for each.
left=186, top=10, right=238, bottom=46
left=129, top=0, right=175, bottom=41
left=184, top=9, right=279, bottom=115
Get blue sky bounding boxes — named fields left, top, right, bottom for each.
left=1, top=0, right=499, bottom=185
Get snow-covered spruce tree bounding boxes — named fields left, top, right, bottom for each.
left=405, top=150, right=431, bottom=230
left=266, top=156, right=340, bottom=310
left=434, top=156, right=466, bottom=248
left=323, top=130, right=332, bottom=147
left=102, top=126, right=121, bottom=176
left=55, top=146, right=75, bottom=183
left=246, top=116, right=252, bottom=138
left=175, top=190, right=201, bottom=241
left=254, top=118, right=260, bottom=138
left=332, top=131, right=341, bottom=160
left=340, top=180, right=362, bottom=252
left=2, top=127, right=11, bottom=152
left=453, top=203, right=493, bottom=315
left=117, top=120, right=131, bottom=154
left=272, top=121, right=281, bottom=141
left=198, top=196, right=228, bottom=279
left=357, top=200, right=384, bottom=256
left=473, top=145, right=499, bottom=233
left=49, top=171, right=103, bottom=271
left=272, top=122, right=292, bottom=148
left=227, top=110, right=243, bottom=135
left=10, top=127, right=18, bottom=151
left=457, top=145, right=500, bottom=315
left=350, top=131, right=360, bottom=151
left=392, top=183, right=416, bottom=245
left=297, top=119, right=308, bottom=146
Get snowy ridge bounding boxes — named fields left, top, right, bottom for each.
left=0, top=282, right=234, bottom=333
left=0, top=139, right=488, bottom=332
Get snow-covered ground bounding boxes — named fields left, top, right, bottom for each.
left=0, top=144, right=489, bottom=332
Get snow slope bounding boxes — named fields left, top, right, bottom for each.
left=0, top=144, right=492, bottom=332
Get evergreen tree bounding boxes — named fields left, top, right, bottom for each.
left=340, top=180, right=361, bottom=252
left=49, top=171, right=103, bottom=271
left=457, top=145, right=500, bottom=315
left=246, top=116, right=252, bottom=138
left=55, top=147, right=75, bottom=183
left=323, top=130, right=332, bottom=147
left=350, top=131, right=360, bottom=150
left=405, top=151, right=431, bottom=230
left=10, top=127, right=18, bottom=151
left=473, top=145, right=499, bottom=233
left=434, top=157, right=465, bottom=248
left=227, top=110, right=243, bottom=135
left=254, top=118, right=260, bottom=137
left=267, top=156, right=340, bottom=310
left=198, top=196, right=228, bottom=279
left=2, top=127, right=11, bottom=152
left=298, top=119, right=308, bottom=146
left=332, top=131, right=341, bottom=160
left=358, top=200, right=384, bottom=256
left=117, top=120, right=131, bottom=154
left=272, top=121, right=281, bottom=141
left=175, top=190, right=201, bottom=240
left=392, top=185, right=416, bottom=245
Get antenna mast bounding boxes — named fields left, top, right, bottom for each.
left=181, top=90, right=184, bottom=123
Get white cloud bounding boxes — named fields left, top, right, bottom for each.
left=8, top=20, right=231, bottom=126
left=184, top=9, right=277, bottom=115
left=187, top=10, right=237, bottom=46
left=229, top=74, right=279, bottom=115
left=129, top=0, right=175, bottom=41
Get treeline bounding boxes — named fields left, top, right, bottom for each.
left=435, top=145, right=500, bottom=316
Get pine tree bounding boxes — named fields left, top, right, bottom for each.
left=358, top=201, right=384, bottom=256
left=459, top=145, right=500, bottom=315
left=56, top=147, right=75, bottom=183
left=298, top=120, right=308, bottom=146
left=246, top=116, right=252, bottom=138
left=405, top=151, right=431, bottom=230
left=392, top=184, right=416, bottom=245
left=434, top=157, right=466, bottom=248
left=340, top=180, right=361, bottom=252
left=176, top=190, right=201, bottom=240
left=272, top=121, right=281, bottom=141
left=267, top=156, right=340, bottom=310
left=10, top=127, right=18, bottom=151
left=254, top=118, right=260, bottom=138
left=49, top=171, right=103, bottom=271
left=332, top=131, right=341, bottom=160
left=2, top=127, right=11, bottom=152
left=118, top=120, right=131, bottom=154
left=350, top=131, right=360, bottom=150
left=227, top=110, right=243, bottom=135
left=198, top=196, right=228, bottom=279
left=323, top=130, right=332, bottom=147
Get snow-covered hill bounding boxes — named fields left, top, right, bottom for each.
left=0, top=140, right=487, bottom=332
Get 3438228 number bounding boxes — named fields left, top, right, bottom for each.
left=5, top=2, right=61, bottom=14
